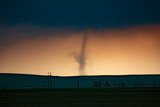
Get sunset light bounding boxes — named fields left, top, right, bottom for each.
left=0, top=25, right=160, bottom=76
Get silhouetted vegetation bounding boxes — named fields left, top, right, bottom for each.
left=92, top=81, right=112, bottom=88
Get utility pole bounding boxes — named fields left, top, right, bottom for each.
left=48, top=72, right=52, bottom=89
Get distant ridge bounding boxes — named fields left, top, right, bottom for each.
left=0, top=73, right=160, bottom=89
left=0, top=73, right=46, bottom=77
left=0, top=73, right=160, bottom=77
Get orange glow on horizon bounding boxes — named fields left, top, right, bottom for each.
left=0, top=25, right=160, bottom=76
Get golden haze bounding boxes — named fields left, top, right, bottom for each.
left=0, top=25, right=160, bottom=76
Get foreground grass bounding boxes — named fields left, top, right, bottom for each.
left=0, top=88, right=160, bottom=107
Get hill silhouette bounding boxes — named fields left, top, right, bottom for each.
left=0, top=73, right=160, bottom=89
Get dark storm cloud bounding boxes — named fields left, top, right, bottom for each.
left=0, top=0, right=160, bottom=48
left=0, top=25, right=82, bottom=48
left=0, top=0, right=160, bottom=28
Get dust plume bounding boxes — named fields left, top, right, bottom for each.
left=74, top=31, right=88, bottom=75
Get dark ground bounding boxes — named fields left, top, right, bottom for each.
left=0, top=88, right=160, bottom=107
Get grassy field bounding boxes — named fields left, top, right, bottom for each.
left=0, top=88, right=160, bottom=107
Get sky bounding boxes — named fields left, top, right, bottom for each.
left=0, top=0, right=160, bottom=76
